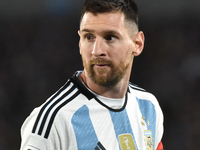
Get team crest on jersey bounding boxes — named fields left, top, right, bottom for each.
left=144, top=130, right=154, bottom=150
left=119, top=134, right=136, bottom=150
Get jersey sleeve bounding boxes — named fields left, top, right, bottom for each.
left=20, top=108, right=46, bottom=150
left=20, top=108, right=61, bottom=150
left=20, top=134, right=48, bottom=150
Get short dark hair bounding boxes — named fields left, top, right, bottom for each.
left=80, top=0, right=139, bottom=29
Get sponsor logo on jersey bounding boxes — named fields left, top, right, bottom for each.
left=144, top=130, right=154, bottom=150
left=119, top=134, right=136, bottom=150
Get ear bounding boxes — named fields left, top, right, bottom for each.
left=78, top=30, right=82, bottom=55
left=133, top=31, right=145, bottom=56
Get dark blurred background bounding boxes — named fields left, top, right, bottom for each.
left=0, top=0, right=200, bottom=149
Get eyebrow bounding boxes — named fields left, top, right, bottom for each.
left=81, top=29, right=94, bottom=33
left=81, top=28, right=121, bottom=37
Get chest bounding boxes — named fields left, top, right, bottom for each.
left=65, top=98, right=156, bottom=150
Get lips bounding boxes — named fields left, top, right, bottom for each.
left=95, top=63, right=108, bottom=66
left=93, top=64, right=109, bottom=68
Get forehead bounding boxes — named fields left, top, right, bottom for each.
left=80, top=12, right=126, bottom=31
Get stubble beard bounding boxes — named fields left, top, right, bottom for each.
left=82, top=57, right=130, bottom=87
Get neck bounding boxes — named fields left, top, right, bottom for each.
left=80, top=70, right=130, bottom=99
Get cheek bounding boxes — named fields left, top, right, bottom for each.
left=80, top=42, right=93, bottom=56
left=120, top=46, right=133, bottom=60
left=79, top=48, right=82, bottom=55
left=80, top=50, right=91, bottom=61
left=80, top=48, right=92, bottom=65
left=122, top=48, right=134, bottom=65
left=79, top=42, right=82, bottom=55
left=80, top=45, right=87, bottom=57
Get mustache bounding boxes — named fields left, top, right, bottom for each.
left=90, top=58, right=112, bottom=66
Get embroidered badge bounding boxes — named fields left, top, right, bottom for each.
left=144, top=130, right=154, bottom=150
left=119, top=134, right=136, bottom=150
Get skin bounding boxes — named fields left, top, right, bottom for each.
left=78, top=11, right=144, bottom=98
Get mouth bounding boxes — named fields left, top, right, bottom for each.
left=94, top=64, right=109, bottom=68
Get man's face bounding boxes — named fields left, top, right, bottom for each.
left=79, top=12, right=137, bottom=87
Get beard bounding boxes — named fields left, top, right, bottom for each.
left=82, top=57, right=130, bottom=87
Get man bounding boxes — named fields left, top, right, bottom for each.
left=20, top=0, right=164, bottom=150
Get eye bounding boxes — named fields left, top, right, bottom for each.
left=85, top=34, right=94, bottom=41
left=105, top=35, right=116, bottom=41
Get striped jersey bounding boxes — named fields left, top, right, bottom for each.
left=20, top=71, right=164, bottom=150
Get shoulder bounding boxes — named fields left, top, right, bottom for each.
left=128, top=82, right=157, bottom=103
left=128, top=82, right=163, bottom=117
left=21, top=71, right=95, bottom=139
left=28, top=79, right=83, bottom=138
left=20, top=79, right=82, bottom=149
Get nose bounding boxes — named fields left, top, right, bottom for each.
left=91, top=38, right=106, bottom=57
